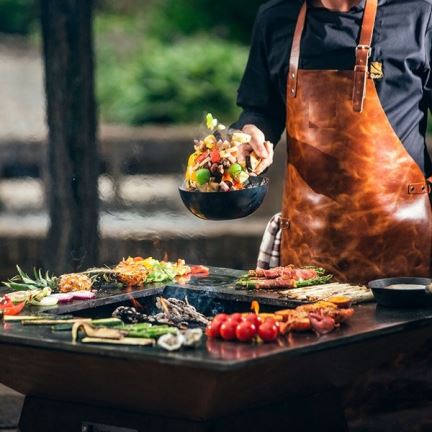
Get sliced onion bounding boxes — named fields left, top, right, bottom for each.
left=51, top=293, right=75, bottom=303
left=72, top=291, right=96, bottom=300
left=30, top=296, right=59, bottom=307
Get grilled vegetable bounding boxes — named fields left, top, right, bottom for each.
left=236, top=266, right=332, bottom=290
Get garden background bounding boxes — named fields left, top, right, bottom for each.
left=0, top=0, right=431, bottom=279
left=0, top=0, right=286, bottom=280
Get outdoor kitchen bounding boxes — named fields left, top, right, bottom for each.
left=1, top=1, right=432, bottom=432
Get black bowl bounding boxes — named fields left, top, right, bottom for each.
left=179, top=177, right=269, bottom=220
left=368, top=277, right=432, bottom=308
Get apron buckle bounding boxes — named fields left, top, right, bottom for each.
left=408, top=183, right=429, bottom=195
left=280, top=218, right=290, bottom=230
left=355, top=45, right=372, bottom=58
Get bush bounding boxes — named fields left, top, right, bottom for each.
left=97, top=36, right=248, bottom=125
left=0, top=0, right=37, bottom=34
left=147, top=0, right=264, bottom=44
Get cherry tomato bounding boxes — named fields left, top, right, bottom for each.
left=236, top=321, right=257, bottom=342
left=258, top=322, right=279, bottom=342
left=263, top=317, right=280, bottom=327
left=206, top=319, right=224, bottom=338
left=213, top=313, right=229, bottom=324
left=243, top=313, right=262, bottom=328
left=228, top=313, right=243, bottom=323
left=220, top=321, right=237, bottom=341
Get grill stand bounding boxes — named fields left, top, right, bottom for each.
left=19, top=389, right=348, bottom=432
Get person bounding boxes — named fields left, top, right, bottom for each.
left=234, top=0, right=432, bottom=282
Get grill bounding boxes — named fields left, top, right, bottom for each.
left=1, top=266, right=432, bottom=432
left=186, top=274, right=238, bottom=287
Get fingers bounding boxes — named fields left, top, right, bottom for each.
left=242, top=125, right=268, bottom=159
left=240, top=125, right=274, bottom=173
left=256, top=141, right=274, bottom=174
left=237, top=143, right=252, bottom=164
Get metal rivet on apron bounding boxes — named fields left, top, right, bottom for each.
left=410, top=186, right=415, bottom=192
left=291, top=88, right=295, bottom=95
left=291, top=73, right=295, bottom=79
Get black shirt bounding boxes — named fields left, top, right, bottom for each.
left=234, top=0, right=432, bottom=175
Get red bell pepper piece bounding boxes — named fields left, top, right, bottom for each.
left=210, top=149, right=221, bottom=164
left=190, top=265, right=210, bottom=276
left=196, top=152, right=209, bottom=164
left=0, top=296, right=25, bottom=316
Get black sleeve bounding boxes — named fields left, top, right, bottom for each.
left=231, top=12, right=286, bottom=145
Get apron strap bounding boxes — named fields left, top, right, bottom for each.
left=352, top=0, right=378, bottom=112
left=288, top=0, right=379, bottom=113
left=288, top=2, right=307, bottom=98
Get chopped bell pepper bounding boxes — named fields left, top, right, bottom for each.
left=210, top=149, right=221, bottom=164
left=0, top=296, right=25, bottom=316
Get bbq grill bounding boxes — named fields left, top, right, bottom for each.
left=1, top=266, right=432, bottom=432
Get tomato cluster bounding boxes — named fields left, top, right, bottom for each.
left=206, top=313, right=279, bottom=343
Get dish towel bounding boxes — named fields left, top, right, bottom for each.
left=257, top=212, right=282, bottom=270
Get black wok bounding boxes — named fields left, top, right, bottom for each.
left=179, top=176, right=269, bottom=220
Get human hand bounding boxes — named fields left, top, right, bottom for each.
left=237, top=124, right=274, bottom=174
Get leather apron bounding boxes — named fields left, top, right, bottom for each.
left=280, top=0, right=432, bottom=283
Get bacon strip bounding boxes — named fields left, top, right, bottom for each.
left=249, top=266, right=318, bottom=281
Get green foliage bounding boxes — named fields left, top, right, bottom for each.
left=97, top=36, right=248, bottom=124
left=147, top=0, right=264, bottom=44
left=0, top=0, right=37, bottom=34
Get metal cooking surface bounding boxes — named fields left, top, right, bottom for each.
left=187, top=274, right=238, bottom=287
left=1, top=266, right=432, bottom=369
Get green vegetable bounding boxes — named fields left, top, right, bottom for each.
left=196, top=168, right=211, bottom=185
left=92, top=318, right=124, bottom=327
left=118, top=322, right=177, bottom=339
left=206, top=113, right=218, bottom=130
left=3, top=266, right=58, bottom=291
left=229, top=163, right=243, bottom=178
left=125, top=326, right=177, bottom=339
left=294, top=275, right=333, bottom=288
left=52, top=318, right=123, bottom=332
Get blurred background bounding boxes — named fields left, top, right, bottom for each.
left=0, top=0, right=288, bottom=277
left=1, top=0, right=431, bottom=278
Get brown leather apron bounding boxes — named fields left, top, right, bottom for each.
left=281, top=0, right=432, bottom=283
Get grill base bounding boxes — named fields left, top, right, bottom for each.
left=19, top=391, right=348, bottom=432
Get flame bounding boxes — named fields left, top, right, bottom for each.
left=125, top=286, right=143, bottom=310
left=251, top=300, right=260, bottom=315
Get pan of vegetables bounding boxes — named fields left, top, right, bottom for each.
left=179, top=114, right=269, bottom=220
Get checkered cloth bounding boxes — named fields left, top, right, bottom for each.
left=257, top=212, right=282, bottom=270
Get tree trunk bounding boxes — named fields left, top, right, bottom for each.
left=40, top=0, right=99, bottom=274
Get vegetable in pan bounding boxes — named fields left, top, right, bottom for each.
left=184, top=113, right=270, bottom=192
